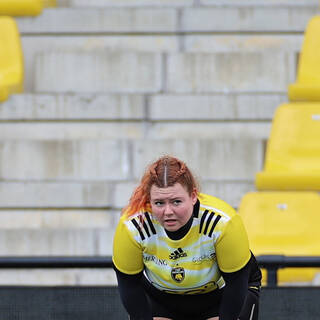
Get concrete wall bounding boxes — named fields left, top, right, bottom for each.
left=0, top=0, right=318, bottom=284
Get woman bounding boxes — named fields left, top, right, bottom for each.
left=113, top=156, right=262, bottom=320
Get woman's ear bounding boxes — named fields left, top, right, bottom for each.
left=191, top=188, right=198, bottom=205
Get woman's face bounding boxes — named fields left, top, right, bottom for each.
left=150, top=183, right=197, bottom=232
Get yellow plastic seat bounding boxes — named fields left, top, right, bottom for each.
left=238, top=192, right=320, bottom=285
left=288, top=16, right=320, bottom=101
left=0, top=0, right=56, bottom=16
left=256, top=103, right=320, bottom=190
left=0, top=17, right=24, bottom=102
left=0, top=0, right=43, bottom=16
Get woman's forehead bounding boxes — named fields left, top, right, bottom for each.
left=150, top=183, right=188, bottom=198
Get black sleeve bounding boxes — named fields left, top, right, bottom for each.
left=113, top=265, right=153, bottom=320
left=219, top=259, right=250, bottom=320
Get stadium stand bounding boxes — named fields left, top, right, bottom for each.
left=0, top=1, right=319, bottom=319
left=0, top=17, right=23, bottom=102
left=255, top=103, right=320, bottom=190
left=288, top=16, right=320, bottom=102
left=238, top=191, right=320, bottom=284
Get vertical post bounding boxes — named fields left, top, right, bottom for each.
left=266, top=267, right=278, bottom=286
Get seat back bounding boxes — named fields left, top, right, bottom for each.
left=295, top=16, right=320, bottom=85
left=238, top=192, right=320, bottom=283
left=0, top=17, right=24, bottom=102
left=0, top=0, right=43, bottom=16
left=265, top=103, right=320, bottom=172
left=288, top=16, right=320, bottom=101
left=256, top=103, right=320, bottom=190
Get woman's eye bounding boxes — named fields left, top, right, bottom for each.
left=173, top=200, right=182, bottom=205
left=154, top=201, right=163, bottom=206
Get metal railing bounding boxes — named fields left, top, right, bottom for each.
left=0, top=256, right=113, bottom=269
left=0, top=255, right=319, bottom=286
left=257, top=255, right=320, bottom=286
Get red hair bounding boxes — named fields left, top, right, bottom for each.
left=122, top=155, right=199, bottom=217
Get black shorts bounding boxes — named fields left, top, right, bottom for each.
left=143, top=279, right=260, bottom=320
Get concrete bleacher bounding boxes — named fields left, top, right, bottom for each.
left=0, top=0, right=318, bottom=284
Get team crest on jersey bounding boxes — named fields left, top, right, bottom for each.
left=171, top=266, right=185, bottom=283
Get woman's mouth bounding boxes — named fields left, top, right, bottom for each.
left=164, top=219, right=176, bottom=226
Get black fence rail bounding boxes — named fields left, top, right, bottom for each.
left=0, top=256, right=113, bottom=269
left=0, top=255, right=320, bottom=286
left=257, top=255, right=320, bottom=286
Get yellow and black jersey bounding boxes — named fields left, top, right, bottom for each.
left=113, top=193, right=251, bottom=295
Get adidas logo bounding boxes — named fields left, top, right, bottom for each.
left=169, top=248, right=187, bottom=260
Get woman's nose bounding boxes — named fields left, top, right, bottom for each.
left=163, top=203, right=172, bottom=214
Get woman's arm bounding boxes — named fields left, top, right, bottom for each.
left=114, top=266, right=153, bottom=320
left=219, top=260, right=250, bottom=320
left=113, top=215, right=151, bottom=319
left=214, top=214, right=252, bottom=319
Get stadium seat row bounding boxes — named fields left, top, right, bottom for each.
left=239, top=16, right=320, bottom=285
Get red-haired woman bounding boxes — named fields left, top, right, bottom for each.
left=113, top=156, right=261, bottom=320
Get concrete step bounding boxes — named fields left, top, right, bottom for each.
left=0, top=123, right=143, bottom=140
left=149, top=94, right=282, bottom=120
left=0, top=269, right=117, bottom=285
left=0, top=121, right=271, bottom=140
left=21, top=34, right=303, bottom=56
left=57, top=0, right=194, bottom=8
left=0, top=94, right=145, bottom=120
left=16, top=5, right=318, bottom=34
left=33, top=50, right=162, bottom=94
left=0, top=211, right=117, bottom=282
left=165, top=52, right=295, bottom=93
left=198, top=0, right=318, bottom=5
left=0, top=210, right=117, bottom=284
left=183, top=35, right=303, bottom=53
left=58, top=0, right=318, bottom=8
left=30, top=50, right=296, bottom=93
left=0, top=139, right=264, bottom=181
left=180, top=5, right=318, bottom=33
left=0, top=228, right=114, bottom=255
left=0, top=181, right=254, bottom=209
left=20, top=35, right=303, bottom=92
left=133, top=139, right=264, bottom=181
left=0, top=210, right=118, bottom=229
left=0, top=182, right=115, bottom=208
left=20, top=35, right=177, bottom=92
left=0, top=140, right=131, bottom=180
left=140, top=123, right=270, bottom=139
left=1, top=93, right=283, bottom=120
left=0, top=210, right=117, bottom=256
left=17, top=8, right=177, bottom=34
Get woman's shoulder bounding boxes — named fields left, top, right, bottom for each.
left=121, top=209, right=153, bottom=223
left=119, top=210, right=159, bottom=241
left=197, top=192, right=237, bottom=219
